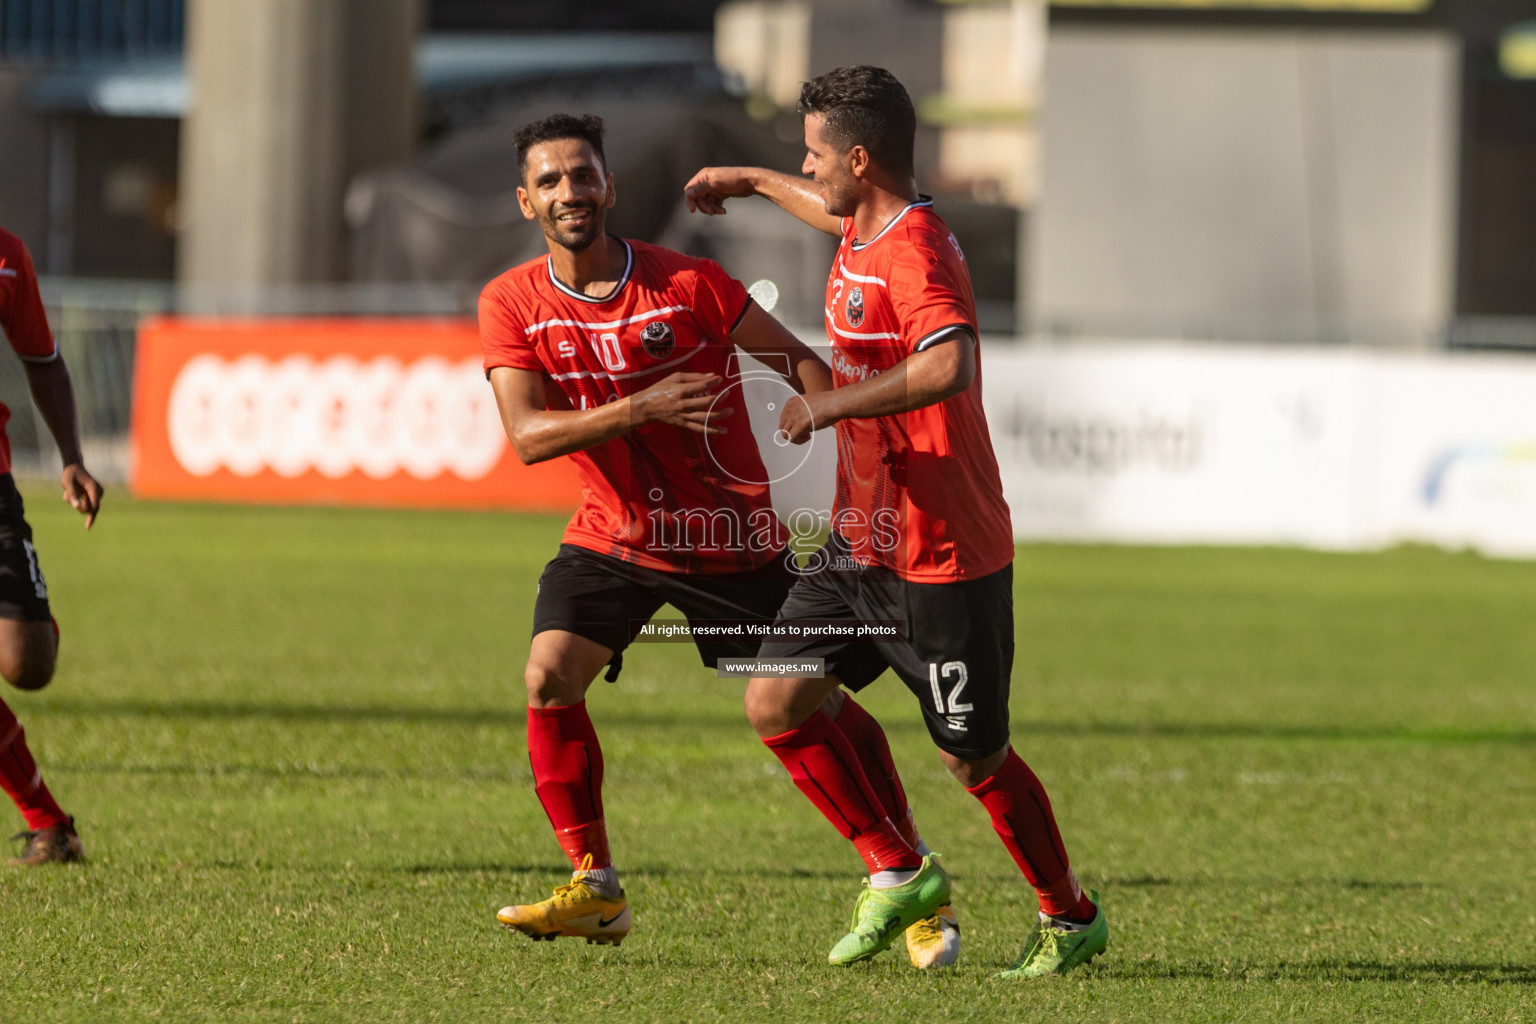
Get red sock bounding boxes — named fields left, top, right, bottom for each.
left=526, top=702, right=611, bottom=870
left=832, top=694, right=919, bottom=848
left=0, top=698, right=69, bottom=831
left=763, top=710, right=921, bottom=874
left=966, top=747, right=1094, bottom=921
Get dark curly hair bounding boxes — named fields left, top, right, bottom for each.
left=798, top=66, right=915, bottom=179
left=514, top=113, right=607, bottom=178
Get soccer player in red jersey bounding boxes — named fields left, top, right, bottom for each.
left=480, top=114, right=951, bottom=958
left=684, top=66, right=1108, bottom=975
left=0, top=226, right=104, bottom=866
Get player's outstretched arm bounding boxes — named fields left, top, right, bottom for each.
left=684, top=167, right=842, bottom=237
left=776, top=331, right=976, bottom=445
left=490, top=366, right=732, bottom=465
left=729, top=302, right=833, bottom=397
left=23, top=357, right=102, bottom=529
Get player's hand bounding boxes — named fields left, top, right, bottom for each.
left=61, top=463, right=103, bottom=529
left=777, top=393, right=820, bottom=445
left=683, top=167, right=758, bottom=216
left=632, top=372, right=733, bottom=435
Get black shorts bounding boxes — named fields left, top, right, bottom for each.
left=0, top=474, right=52, bottom=622
left=757, top=532, right=1014, bottom=759
left=532, top=544, right=798, bottom=678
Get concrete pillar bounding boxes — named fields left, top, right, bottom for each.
left=178, top=0, right=418, bottom=287
left=715, top=0, right=1039, bottom=331
left=0, top=69, right=54, bottom=263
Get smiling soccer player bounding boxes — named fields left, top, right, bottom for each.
left=686, top=67, right=1108, bottom=976
left=480, top=115, right=951, bottom=953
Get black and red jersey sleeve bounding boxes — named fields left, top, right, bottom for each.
left=0, top=236, right=57, bottom=361
left=689, top=257, right=751, bottom=338
left=887, top=243, right=974, bottom=355
left=479, top=278, right=544, bottom=375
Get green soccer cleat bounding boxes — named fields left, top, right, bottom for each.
left=998, top=889, right=1108, bottom=979
left=828, top=854, right=952, bottom=966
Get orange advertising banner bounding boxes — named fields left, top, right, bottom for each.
left=130, top=317, right=583, bottom=511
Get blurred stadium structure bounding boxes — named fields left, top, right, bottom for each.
left=1, top=0, right=1534, bottom=554
left=5, top=0, right=1534, bottom=325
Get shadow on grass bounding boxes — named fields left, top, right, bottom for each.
left=393, top=863, right=552, bottom=875
left=55, top=760, right=518, bottom=782
left=195, top=859, right=581, bottom=878
left=390, top=863, right=889, bottom=883
left=186, top=861, right=861, bottom=883
left=95, top=857, right=1448, bottom=896
left=380, top=865, right=1439, bottom=888
left=1025, top=721, right=1536, bottom=746
left=1098, top=874, right=1175, bottom=888
left=1120, top=959, right=1536, bottom=985
left=30, top=697, right=521, bottom=728
left=24, top=698, right=1536, bottom=745
left=1340, top=878, right=1431, bottom=891
left=962, top=870, right=1436, bottom=890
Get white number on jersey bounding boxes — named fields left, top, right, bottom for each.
left=592, top=332, right=626, bottom=373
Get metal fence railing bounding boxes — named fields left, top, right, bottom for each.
left=4, top=275, right=1533, bottom=487
left=0, top=0, right=184, bottom=64
left=1445, top=316, right=1536, bottom=353
left=5, top=278, right=476, bottom=483
left=5, top=299, right=140, bottom=482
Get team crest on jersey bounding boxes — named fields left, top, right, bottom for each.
left=641, top=321, right=675, bottom=358
left=846, top=286, right=864, bottom=327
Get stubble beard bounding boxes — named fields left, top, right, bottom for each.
left=819, top=178, right=856, bottom=219
left=541, top=206, right=604, bottom=253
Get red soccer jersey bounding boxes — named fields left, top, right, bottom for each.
left=823, top=199, right=1013, bottom=582
left=480, top=239, right=786, bottom=573
left=0, top=229, right=59, bottom=476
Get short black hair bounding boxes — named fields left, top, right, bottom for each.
left=798, top=66, right=915, bottom=178
left=514, top=113, right=607, bottom=178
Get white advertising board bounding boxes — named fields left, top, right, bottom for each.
left=1370, top=355, right=1536, bottom=557
left=980, top=343, right=1368, bottom=548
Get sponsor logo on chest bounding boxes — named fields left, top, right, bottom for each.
left=831, top=346, right=877, bottom=383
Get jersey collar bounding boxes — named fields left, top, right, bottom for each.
left=850, top=195, right=934, bottom=252
left=546, top=237, right=634, bottom=304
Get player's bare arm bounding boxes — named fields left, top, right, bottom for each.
left=776, top=330, right=976, bottom=445
left=22, top=357, right=102, bottom=529
left=728, top=301, right=833, bottom=396
left=684, top=166, right=842, bottom=236
left=489, top=365, right=731, bottom=465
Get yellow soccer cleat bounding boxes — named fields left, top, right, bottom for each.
left=497, top=856, right=630, bottom=946
left=905, top=903, right=961, bottom=968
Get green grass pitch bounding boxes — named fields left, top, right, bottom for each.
left=1, top=483, right=1532, bottom=1022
